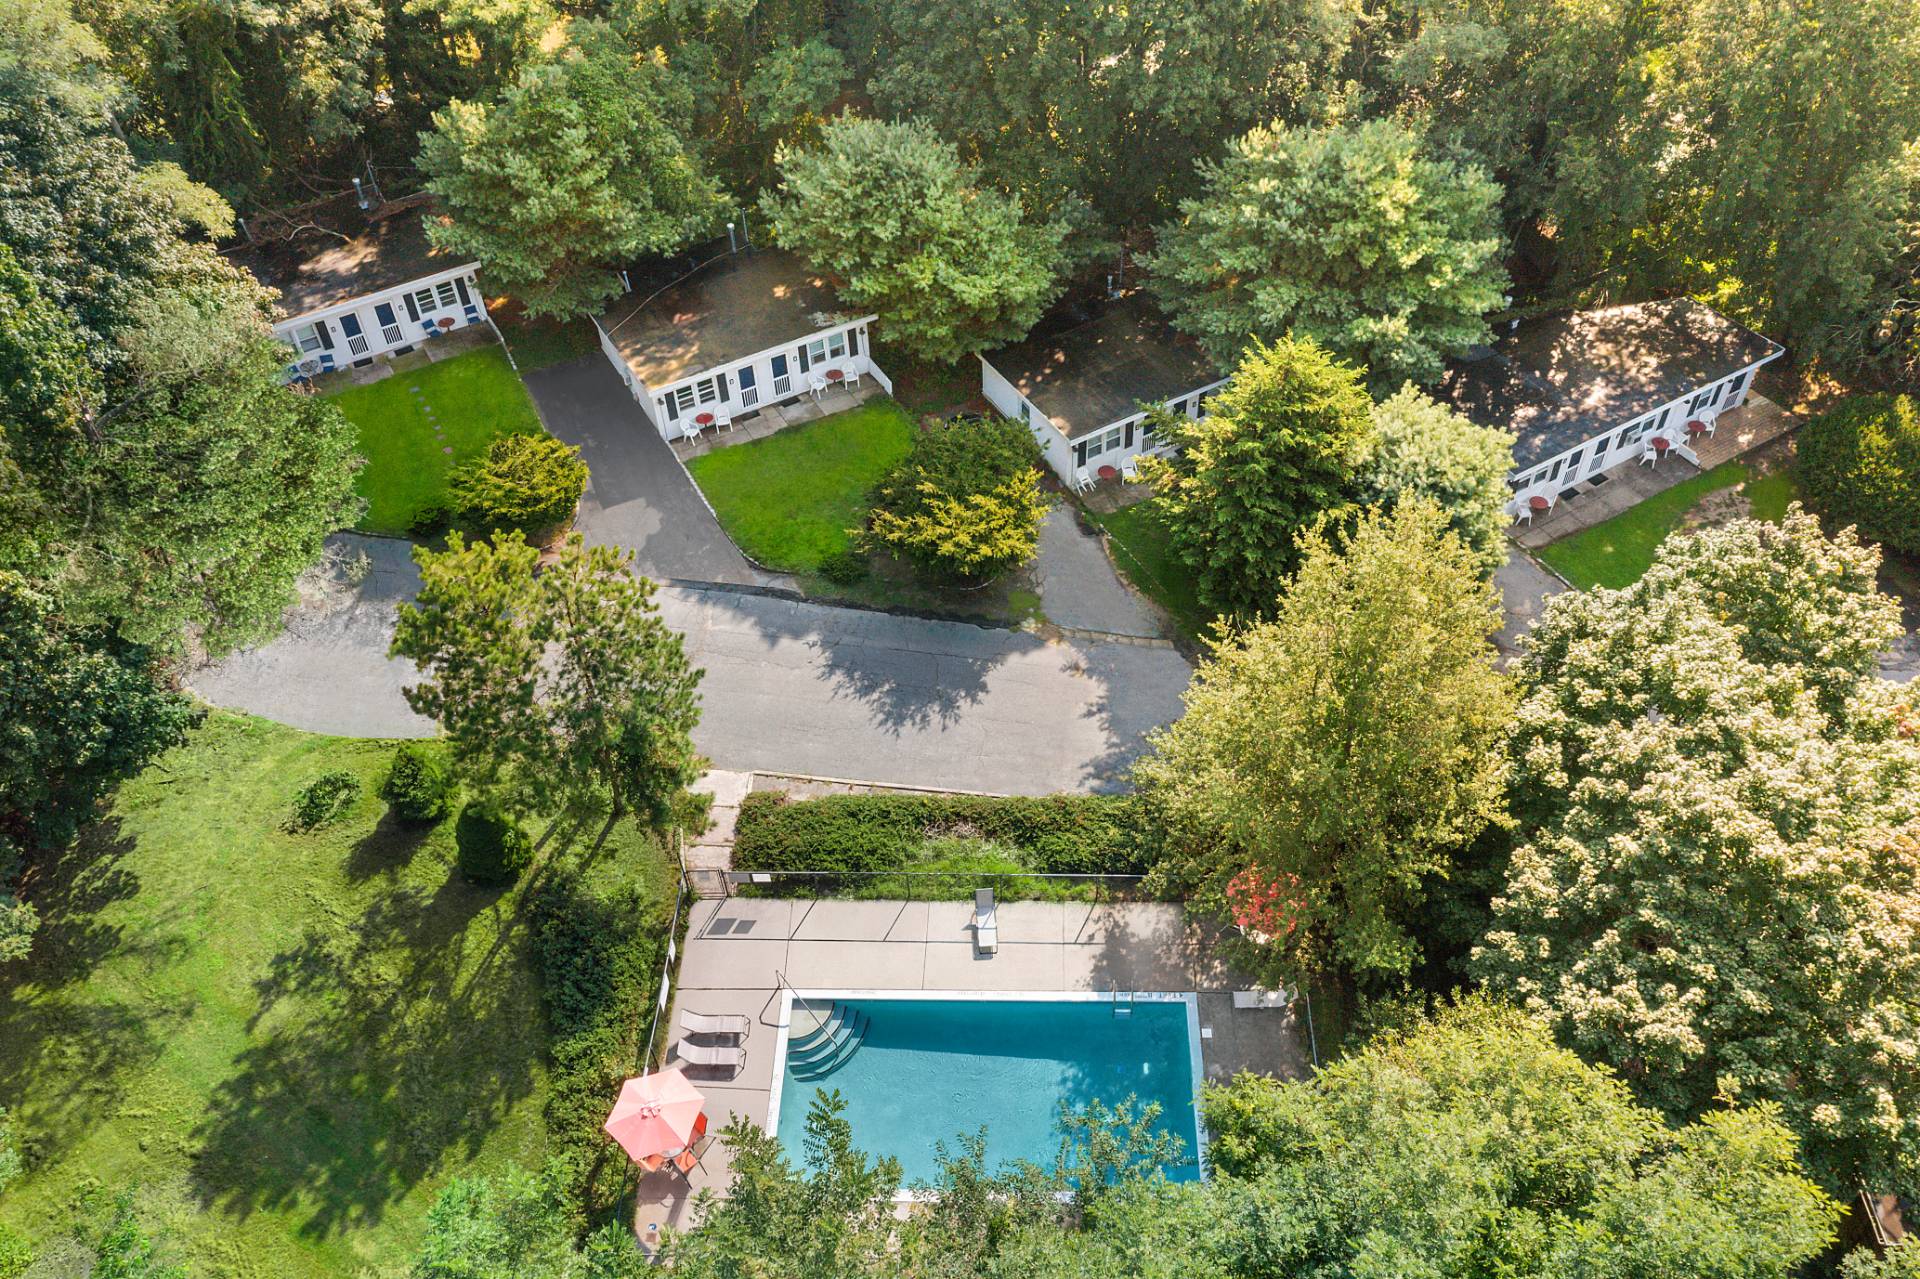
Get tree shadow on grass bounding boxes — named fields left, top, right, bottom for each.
left=188, top=859, right=547, bottom=1239
left=344, top=810, right=438, bottom=883
left=0, top=818, right=198, bottom=1159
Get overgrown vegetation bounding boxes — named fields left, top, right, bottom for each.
left=1798, top=394, right=1920, bottom=555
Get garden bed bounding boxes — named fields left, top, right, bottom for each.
left=331, top=345, right=546, bottom=535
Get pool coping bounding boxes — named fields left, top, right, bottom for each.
left=769, top=988, right=1209, bottom=1192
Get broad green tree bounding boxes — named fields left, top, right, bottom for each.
left=761, top=118, right=1070, bottom=364
left=380, top=0, right=555, bottom=147
left=1136, top=336, right=1374, bottom=617
left=1796, top=394, right=1920, bottom=555
left=1630, top=0, right=1920, bottom=363
left=1138, top=502, right=1515, bottom=982
left=393, top=532, right=703, bottom=821
left=854, top=0, right=1359, bottom=234
left=1477, top=513, right=1920, bottom=1198
left=1146, top=117, right=1509, bottom=388
left=418, top=24, right=723, bottom=319
left=1364, top=383, right=1516, bottom=576
left=0, top=571, right=195, bottom=960
left=1201, top=998, right=1839, bottom=1278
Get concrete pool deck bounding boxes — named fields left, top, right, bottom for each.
left=637, top=897, right=1311, bottom=1245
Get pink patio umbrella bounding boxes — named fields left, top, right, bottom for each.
left=604, top=1070, right=706, bottom=1167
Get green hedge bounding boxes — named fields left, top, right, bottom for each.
left=1798, top=393, right=1920, bottom=554
left=531, top=864, right=670, bottom=1224
left=731, top=791, right=1147, bottom=878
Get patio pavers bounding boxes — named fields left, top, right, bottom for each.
left=790, top=898, right=929, bottom=943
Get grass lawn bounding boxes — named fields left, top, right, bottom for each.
left=1537, top=461, right=1753, bottom=589
left=333, top=346, right=544, bottom=535
left=0, top=712, right=669, bottom=1278
left=1089, top=499, right=1212, bottom=640
left=686, top=398, right=916, bottom=571
left=1744, top=467, right=1800, bottom=523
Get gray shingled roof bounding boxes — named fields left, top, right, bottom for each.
left=1438, top=298, right=1783, bottom=469
left=228, top=199, right=471, bottom=320
left=982, top=295, right=1225, bottom=440
left=594, top=250, right=866, bottom=389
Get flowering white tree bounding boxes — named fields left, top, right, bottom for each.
left=1476, top=511, right=1920, bottom=1197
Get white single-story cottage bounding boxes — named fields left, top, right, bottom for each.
left=230, top=193, right=487, bottom=379
left=593, top=250, right=887, bottom=439
left=978, top=295, right=1229, bottom=486
left=1438, top=298, right=1784, bottom=518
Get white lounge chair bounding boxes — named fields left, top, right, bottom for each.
left=673, top=1039, right=746, bottom=1073
left=973, top=888, right=998, bottom=955
left=679, top=1009, right=750, bottom=1039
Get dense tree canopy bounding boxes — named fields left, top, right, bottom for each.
left=1797, top=393, right=1920, bottom=555
left=393, top=532, right=703, bottom=821
left=853, top=0, right=1359, bottom=237
left=1477, top=513, right=1920, bottom=1197
left=1364, top=383, right=1516, bottom=577
left=1139, top=502, right=1515, bottom=982
left=1147, top=117, right=1509, bottom=388
left=420, top=25, right=724, bottom=319
left=1137, top=336, right=1375, bottom=617
left=762, top=117, right=1070, bottom=363
left=864, top=416, right=1048, bottom=583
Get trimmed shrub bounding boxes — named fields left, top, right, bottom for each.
left=731, top=791, right=1147, bottom=881
left=454, top=801, right=533, bottom=885
left=864, top=416, right=1047, bottom=583
left=285, top=770, right=362, bottom=831
left=380, top=740, right=453, bottom=822
left=407, top=502, right=451, bottom=539
left=1798, top=394, right=1920, bottom=554
left=451, top=433, right=588, bottom=539
left=818, top=548, right=869, bottom=585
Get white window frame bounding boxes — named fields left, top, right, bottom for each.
left=435, top=280, right=459, bottom=309
left=828, top=330, right=847, bottom=359
left=413, top=287, right=442, bottom=317
left=292, top=322, right=326, bottom=353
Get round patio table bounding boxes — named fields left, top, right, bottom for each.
left=825, top=368, right=845, bottom=383
left=436, top=317, right=455, bottom=331
left=694, top=412, right=715, bottom=427
left=1685, top=419, right=1708, bottom=436
left=1527, top=495, right=1551, bottom=513
left=1651, top=435, right=1672, bottom=452
left=1097, top=464, right=1119, bottom=480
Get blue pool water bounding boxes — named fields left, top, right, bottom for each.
left=775, top=997, right=1201, bottom=1187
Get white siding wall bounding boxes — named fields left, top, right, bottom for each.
left=978, top=358, right=1228, bottom=486
left=272, top=265, right=485, bottom=379
left=1505, top=356, right=1778, bottom=515
left=640, top=318, right=881, bottom=441
left=980, top=358, right=1076, bottom=480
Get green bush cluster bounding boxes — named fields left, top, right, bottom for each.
left=817, top=548, right=869, bottom=585
left=1798, top=393, right=1920, bottom=554
left=380, top=741, right=454, bottom=822
left=863, top=416, right=1047, bottom=584
left=730, top=791, right=1146, bottom=878
left=285, top=770, right=362, bottom=831
left=453, top=802, right=533, bottom=885
left=450, top=433, right=588, bottom=540
left=530, top=866, right=669, bottom=1221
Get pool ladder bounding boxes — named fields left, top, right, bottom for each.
left=1112, top=987, right=1134, bottom=1018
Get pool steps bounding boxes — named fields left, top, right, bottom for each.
left=788, top=1001, right=870, bottom=1080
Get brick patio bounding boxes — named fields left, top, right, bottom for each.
left=1513, top=393, right=1799, bottom=548
left=635, top=896, right=1309, bottom=1251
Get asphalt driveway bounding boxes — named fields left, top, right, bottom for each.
left=524, top=353, right=764, bottom=586
left=190, top=535, right=1192, bottom=794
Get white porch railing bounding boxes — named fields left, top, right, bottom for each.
left=865, top=357, right=893, bottom=396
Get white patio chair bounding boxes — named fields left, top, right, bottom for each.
left=714, top=410, right=735, bottom=434
left=1072, top=467, right=1095, bottom=493
left=845, top=368, right=864, bottom=391
left=1120, top=455, right=1141, bottom=481
left=680, top=419, right=704, bottom=445
left=808, top=372, right=828, bottom=399
left=973, top=888, right=998, bottom=956
left=1639, top=444, right=1658, bottom=467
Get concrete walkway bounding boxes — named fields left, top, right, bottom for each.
left=190, top=535, right=1192, bottom=793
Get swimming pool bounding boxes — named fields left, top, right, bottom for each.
left=770, top=992, right=1205, bottom=1187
